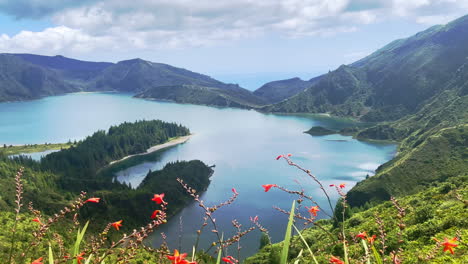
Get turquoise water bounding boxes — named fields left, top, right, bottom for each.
left=0, top=93, right=396, bottom=258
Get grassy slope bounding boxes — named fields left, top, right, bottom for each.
left=245, top=174, right=467, bottom=264
left=0, top=143, right=73, bottom=156
left=347, top=125, right=468, bottom=207
left=264, top=15, right=468, bottom=122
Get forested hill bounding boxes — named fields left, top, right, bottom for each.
left=0, top=54, right=265, bottom=107
left=0, top=120, right=213, bottom=228
left=41, top=120, right=190, bottom=190
left=262, top=14, right=468, bottom=122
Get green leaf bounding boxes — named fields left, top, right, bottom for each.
left=48, top=243, right=54, bottom=264
left=292, top=224, right=319, bottom=264
left=215, top=234, right=224, bottom=264
left=280, top=200, right=295, bottom=264
left=371, top=244, right=383, bottom=264
left=360, top=240, right=371, bottom=264
left=72, top=221, right=89, bottom=264
left=293, top=249, right=303, bottom=264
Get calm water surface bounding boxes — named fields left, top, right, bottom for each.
left=0, top=93, right=396, bottom=259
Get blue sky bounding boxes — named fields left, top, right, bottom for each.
left=0, top=1, right=467, bottom=89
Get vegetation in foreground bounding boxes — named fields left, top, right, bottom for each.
left=0, top=149, right=465, bottom=264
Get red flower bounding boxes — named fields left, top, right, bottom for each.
left=85, top=197, right=100, bottom=203
left=329, top=184, right=335, bottom=187
left=31, top=257, right=43, bottom=264
left=76, top=253, right=85, bottom=264
left=276, top=155, right=284, bottom=160
left=356, top=231, right=367, bottom=239
left=166, top=249, right=196, bottom=264
left=151, top=193, right=165, bottom=204
left=232, top=188, right=238, bottom=195
left=222, top=256, right=236, bottom=263
left=262, top=184, right=276, bottom=192
left=329, top=255, right=345, bottom=264
left=339, top=183, right=346, bottom=189
left=287, top=153, right=292, bottom=157
left=306, top=206, right=320, bottom=217
left=111, top=220, right=123, bottom=231
left=367, top=235, right=376, bottom=244
left=441, top=237, right=458, bottom=254
left=151, top=210, right=161, bottom=219
left=32, top=217, right=42, bottom=225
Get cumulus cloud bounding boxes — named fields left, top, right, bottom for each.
left=0, top=0, right=467, bottom=54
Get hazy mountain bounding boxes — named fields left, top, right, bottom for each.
left=264, top=14, right=468, bottom=122
left=87, top=58, right=230, bottom=92
left=0, top=54, right=80, bottom=101
left=0, top=55, right=265, bottom=107
left=11, top=53, right=113, bottom=81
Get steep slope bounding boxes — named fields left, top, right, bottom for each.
left=253, top=76, right=320, bottom=104
left=0, top=54, right=80, bottom=101
left=265, top=14, right=468, bottom=122
left=345, top=62, right=468, bottom=207
left=347, top=125, right=467, bottom=207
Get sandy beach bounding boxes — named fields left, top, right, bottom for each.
left=108, top=135, right=192, bottom=165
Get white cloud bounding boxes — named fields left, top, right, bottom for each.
left=0, top=0, right=467, bottom=54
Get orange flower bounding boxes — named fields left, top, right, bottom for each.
left=339, top=183, right=346, bottom=189
left=329, top=255, right=344, bottom=264
left=356, top=231, right=367, bottom=239
left=222, top=256, right=236, bottom=263
left=262, top=184, right=276, bottom=192
left=151, top=193, right=165, bottom=204
left=31, top=257, right=43, bottom=264
left=111, top=220, right=123, bottom=231
left=76, top=253, right=85, bottom=264
left=441, top=237, right=458, bottom=254
left=32, top=217, right=42, bottom=225
left=151, top=210, right=161, bottom=219
left=276, top=155, right=283, bottom=160
left=306, top=206, right=320, bottom=217
left=367, top=235, right=376, bottom=244
left=85, top=197, right=100, bottom=203
left=166, top=249, right=196, bottom=264
left=287, top=153, right=292, bottom=157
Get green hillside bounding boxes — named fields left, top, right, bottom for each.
left=264, top=15, right=468, bottom=122
left=245, top=173, right=467, bottom=264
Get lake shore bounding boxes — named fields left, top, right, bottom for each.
left=108, top=135, right=192, bottom=165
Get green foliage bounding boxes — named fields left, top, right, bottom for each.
left=246, top=174, right=468, bottom=263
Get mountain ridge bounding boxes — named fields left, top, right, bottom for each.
left=0, top=53, right=266, bottom=107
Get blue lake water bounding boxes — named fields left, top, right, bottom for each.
left=0, top=92, right=396, bottom=259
